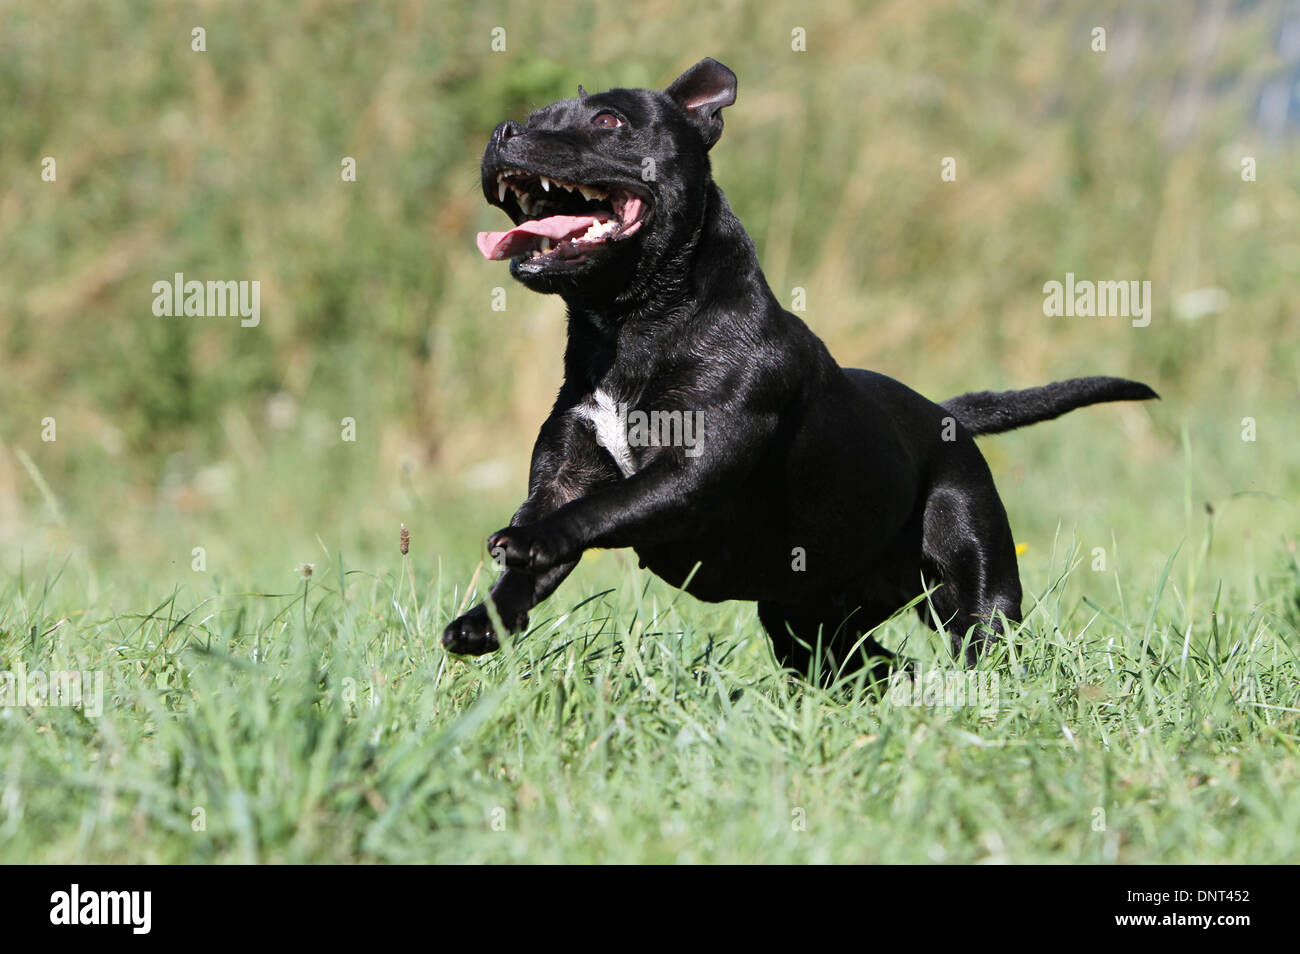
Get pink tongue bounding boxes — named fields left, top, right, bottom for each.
left=476, top=214, right=607, bottom=260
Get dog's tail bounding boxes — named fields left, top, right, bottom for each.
left=942, top=376, right=1158, bottom=436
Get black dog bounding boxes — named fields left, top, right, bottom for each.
left=444, top=58, right=1156, bottom=679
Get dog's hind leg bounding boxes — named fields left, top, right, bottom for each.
left=917, top=461, right=1023, bottom=666
left=757, top=598, right=898, bottom=686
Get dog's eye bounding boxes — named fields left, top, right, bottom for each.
left=592, top=112, right=625, bottom=129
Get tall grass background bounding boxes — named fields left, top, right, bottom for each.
left=0, top=0, right=1297, bottom=862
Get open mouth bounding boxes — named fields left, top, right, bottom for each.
left=476, top=168, right=648, bottom=265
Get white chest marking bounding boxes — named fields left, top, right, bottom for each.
left=574, top=388, right=636, bottom=477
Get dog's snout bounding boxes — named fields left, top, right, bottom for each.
left=493, top=121, right=523, bottom=147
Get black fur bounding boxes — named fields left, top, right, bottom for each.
left=443, top=58, right=1158, bottom=681
left=945, top=377, right=1159, bottom=435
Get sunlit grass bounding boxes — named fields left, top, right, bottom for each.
left=1, top=0, right=1298, bottom=864
left=2, top=532, right=1296, bottom=863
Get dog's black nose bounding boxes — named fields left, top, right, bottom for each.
left=492, top=121, right=522, bottom=147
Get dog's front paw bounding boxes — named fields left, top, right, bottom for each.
left=442, top=603, right=527, bottom=655
left=487, top=523, right=576, bottom=574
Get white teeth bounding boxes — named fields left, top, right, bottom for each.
left=540, top=239, right=551, bottom=252
left=577, top=218, right=618, bottom=242
left=494, top=168, right=611, bottom=213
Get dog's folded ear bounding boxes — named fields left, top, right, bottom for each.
left=665, top=58, right=737, bottom=150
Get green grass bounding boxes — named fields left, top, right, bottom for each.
left=3, top=526, right=1297, bottom=864
left=2, top=1, right=1299, bottom=863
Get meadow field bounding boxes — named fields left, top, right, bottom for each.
left=0, top=0, right=1297, bottom=862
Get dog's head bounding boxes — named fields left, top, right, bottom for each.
left=476, top=58, right=737, bottom=301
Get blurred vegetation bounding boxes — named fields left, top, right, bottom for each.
left=0, top=0, right=1296, bottom=600
left=2, top=0, right=1299, bottom=867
